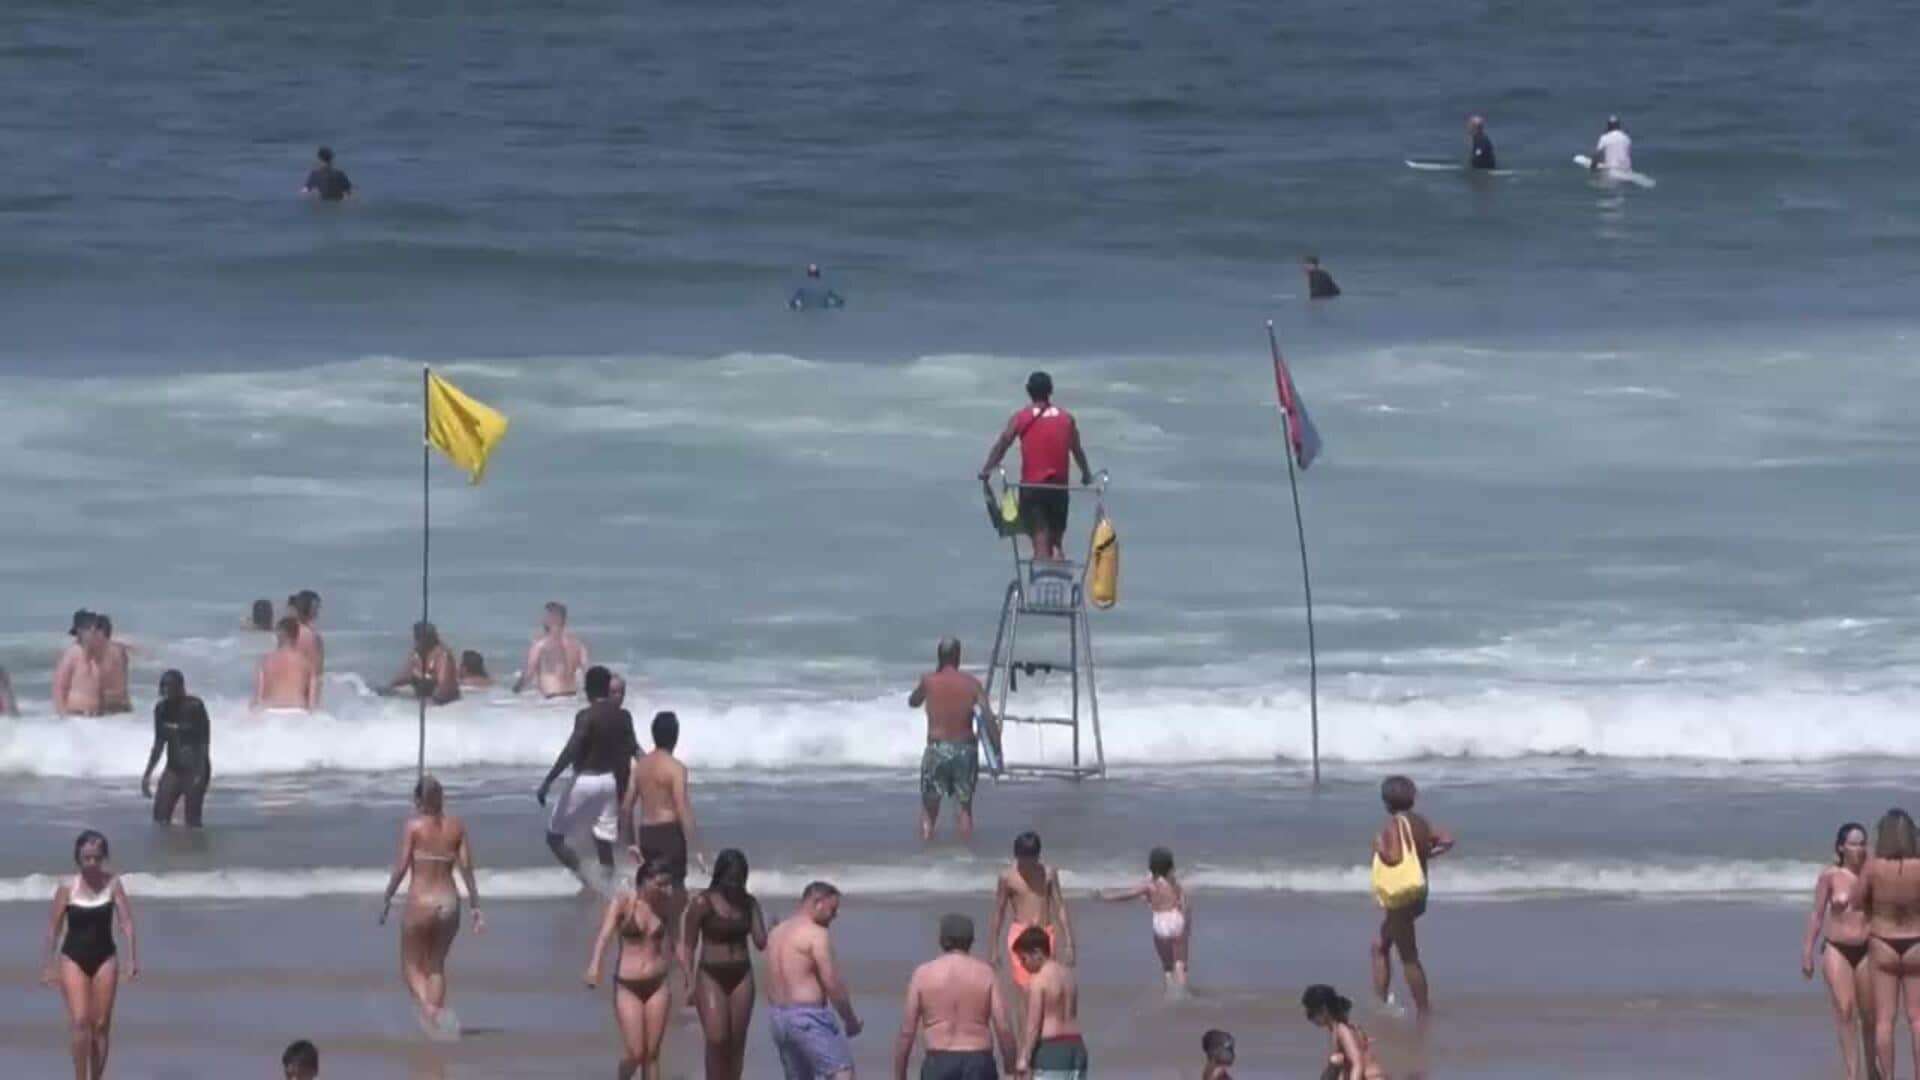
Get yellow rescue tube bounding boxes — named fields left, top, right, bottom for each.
left=1088, top=514, right=1119, bottom=609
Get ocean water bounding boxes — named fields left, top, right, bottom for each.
left=2, top=2, right=1915, bottom=1073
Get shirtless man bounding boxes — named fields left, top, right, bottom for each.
left=1370, top=774, right=1455, bottom=1026
left=767, top=882, right=862, bottom=1079
left=53, top=611, right=105, bottom=717
left=141, top=670, right=212, bottom=826
left=96, top=615, right=133, bottom=713
left=624, top=710, right=706, bottom=918
left=255, top=617, right=319, bottom=711
left=288, top=591, right=324, bottom=702
left=513, top=601, right=589, bottom=697
left=895, top=913, right=1014, bottom=1080
left=537, top=665, right=636, bottom=885
left=909, top=638, right=996, bottom=842
left=989, top=832, right=1075, bottom=1013
left=1012, top=928, right=1087, bottom=1079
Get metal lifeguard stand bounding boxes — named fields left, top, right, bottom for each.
left=981, top=473, right=1108, bottom=780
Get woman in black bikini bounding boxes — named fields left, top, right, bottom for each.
left=42, top=830, right=138, bottom=1080
left=1802, top=821, right=1873, bottom=1080
left=680, top=848, right=767, bottom=1080
left=588, top=856, right=677, bottom=1080
left=1864, top=808, right=1920, bottom=1079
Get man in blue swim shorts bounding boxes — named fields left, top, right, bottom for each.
left=767, top=881, right=863, bottom=1078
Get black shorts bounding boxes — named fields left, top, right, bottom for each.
left=921, top=1049, right=998, bottom=1080
left=1018, top=487, right=1069, bottom=536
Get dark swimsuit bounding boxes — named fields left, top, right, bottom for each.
left=61, top=880, right=117, bottom=977
left=699, top=893, right=755, bottom=994
left=638, top=821, right=688, bottom=885
left=616, top=903, right=668, bottom=997
left=1829, top=939, right=1872, bottom=965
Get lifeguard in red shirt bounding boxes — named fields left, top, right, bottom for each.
left=979, top=372, right=1094, bottom=562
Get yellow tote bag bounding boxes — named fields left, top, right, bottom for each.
left=1370, top=815, right=1427, bottom=910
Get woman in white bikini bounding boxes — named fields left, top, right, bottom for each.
left=586, top=856, right=677, bottom=1080
left=1802, top=821, right=1873, bottom=1080
left=1097, top=845, right=1190, bottom=995
left=379, top=775, right=483, bottom=1038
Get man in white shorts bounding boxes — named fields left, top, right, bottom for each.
left=536, top=665, right=636, bottom=886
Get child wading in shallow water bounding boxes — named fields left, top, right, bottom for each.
left=1303, top=984, right=1386, bottom=1080
left=1097, top=846, right=1190, bottom=996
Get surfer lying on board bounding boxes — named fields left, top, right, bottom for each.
left=1467, top=115, right=1497, bottom=171
left=908, top=637, right=997, bottom=843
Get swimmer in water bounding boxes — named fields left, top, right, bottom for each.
left=302, top=146, right=353, bottom=201
left=387, top=621, right=460, bottom=705
left=1097, top=845, right=1191, bottom=996
left=1201, top=1029, right=1236, bottom=1080
left=586, top=857, right=679, bottom=1080
left=1803, top=822, right=1874, bottom=1080
left=1303, top=984, right=1386, bottom=1079
left=788, top=263, right=846, bottom=311
left=514, top=601, right=589, bottom=698
left=459, top=650, right=493, bottom=689
left=1467, top=115, right=1496, bottom=171
left=281, top=1039, right=320, bottom=1079
left=1589, top=115, right=1633, bottom=174
left=249, top=598, right=275, bottom=632
left=255, top=616, right=318, bottom=712
left=1303, top=256, right=1341, bottom=300
left=288, top=590, right=325, bottom=704
left=681, top=849, right=768, bottom=1080
left=43, top=829, right=139, bottom=1080
left=141, top=670, right=212, bottom=827
left=53, top=611, right=105, bottom=718
left=95, top=616, right=132, bottom=715
left=379, top=775, right=483, bottom=1039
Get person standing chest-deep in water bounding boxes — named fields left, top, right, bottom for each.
left=514, top=601, right=589, bottom=698
left=141, top=670, right=212, bottom=827
left=301, top=146, right=352, bottom=201
left=255, top=616, right=318, bottom=712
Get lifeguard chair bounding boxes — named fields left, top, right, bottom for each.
left=980, top=472, right=1108, bottom=780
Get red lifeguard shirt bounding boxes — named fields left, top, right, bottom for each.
left=1013, top=404, right=1075, bottom=484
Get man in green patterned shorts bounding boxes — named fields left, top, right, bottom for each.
left=908, top=638, right=997, bottom=842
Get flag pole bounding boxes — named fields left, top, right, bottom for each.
left=1267, top=322, right=1320, bottom=786
left=419, top=365, right=430, bottom=779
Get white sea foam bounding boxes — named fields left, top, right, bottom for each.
left=3, top=681, right=1919, bottom=778
left=0, top=857, right=1815, bottom=905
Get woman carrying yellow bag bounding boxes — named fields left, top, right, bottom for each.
left=1367, top=776, right=1454, bottom=1026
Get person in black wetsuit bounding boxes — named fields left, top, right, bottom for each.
left=537, top=665, right=637, bottom=886
left=141, top=670, right=212, bottom=827
left=1303, top=256, right=1341, bottom=300
left=302, top=146, right=353, bottom=202
left=1467, top=116, right=1497, bottom=171
left=43, top=829, right=138, bottom=1080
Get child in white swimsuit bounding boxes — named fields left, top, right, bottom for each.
left=1098, top=846, right=1190, bottom=995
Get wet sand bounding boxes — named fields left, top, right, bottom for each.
left=0, top=892, right=1841, bottom=1078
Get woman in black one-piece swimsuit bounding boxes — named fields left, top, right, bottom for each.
left=680, top=848, right=767, bottom=1080
left=42, top=830, right=138, bottom=1080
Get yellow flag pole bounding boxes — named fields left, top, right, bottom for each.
left=419, top=364, right=430, bottom=779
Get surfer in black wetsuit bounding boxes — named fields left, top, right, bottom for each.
left=141, top=670, right=211, bottom=827
left=789, top=263, right=845, bottom=310
left=1467, top=116, right=1496, bottom=171
left=302, top=146, right=353, bottom=202
left=1303, top=256, right=1341, bottom=300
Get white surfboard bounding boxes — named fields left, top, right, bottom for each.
left=1573, top=154, right=1656, bottom=188
left=1406, top=159, right=1520, bottom=177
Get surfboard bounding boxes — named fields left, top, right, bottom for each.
left=1406, top=159, right=1519, bottom=177
left=1573, top=154, right=1656, bottom=188
left=976, top=705, right=1004, bottom=775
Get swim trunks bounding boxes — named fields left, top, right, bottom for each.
left=547, top=771, right=620, bottom=843
left=1005, top=922, right=1056, bottom=990
left=1018, top=487, right=1069, bottom=537
left=922, top=1048, right=999, bottom=1080
left=920, top=739, right=980, bottom=808
left=1031, top=1034, right=1089, bottom=1079
left=638, top=821, right=689, bottom=885
left=769, top=1003, right=853, bottom=1079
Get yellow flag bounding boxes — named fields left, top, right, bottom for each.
left=425, top=371, right=509, bottom=483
